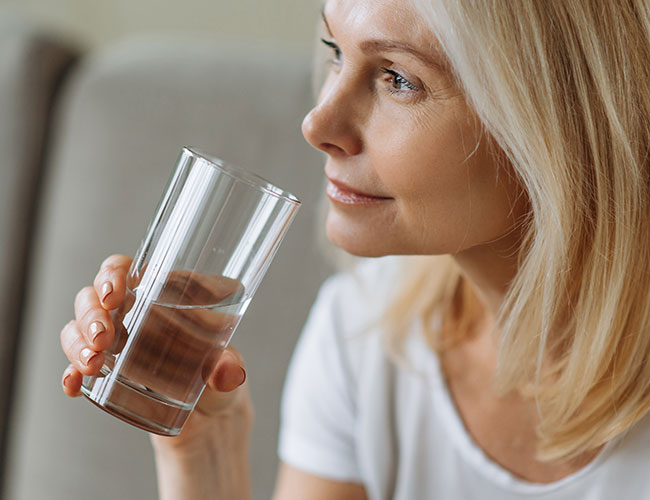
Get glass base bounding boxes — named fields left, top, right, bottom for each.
left=81, top=371, right=193, bottom=436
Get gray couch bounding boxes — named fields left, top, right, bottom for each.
left=1, top=15, right=335, bottom=500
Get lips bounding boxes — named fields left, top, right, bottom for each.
left=326, top=178, right=393, bottom=205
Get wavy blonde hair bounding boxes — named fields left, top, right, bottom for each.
left=378, top=0, right=650, bottom=462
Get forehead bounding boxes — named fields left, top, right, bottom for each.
left=323, top=0, right=434, bottom=47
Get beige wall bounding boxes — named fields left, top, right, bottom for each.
left=0, top=0, right=321, bottom=48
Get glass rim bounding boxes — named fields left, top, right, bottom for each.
left=182, top=146, right=301, bottom=206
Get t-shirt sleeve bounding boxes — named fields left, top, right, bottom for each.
left=277, top=273, right=362, bottom=482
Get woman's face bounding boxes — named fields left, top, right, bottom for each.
left=303, top=0, right=527, bottom=257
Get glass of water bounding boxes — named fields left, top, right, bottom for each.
left=81, top=147, right=301, bottom=435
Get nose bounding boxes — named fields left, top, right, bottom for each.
left=301, top=76, right=364, bottom=157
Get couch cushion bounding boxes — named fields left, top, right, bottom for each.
left=5, top=38, right=331, bottom=500
left=0, top=11, right=77, bottom=493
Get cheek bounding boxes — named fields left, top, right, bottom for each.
left=368, top=112, right=523, bottom=252
left=373, top=114, right=473, bottom=215
left=372, top=105, right=468, bottom=194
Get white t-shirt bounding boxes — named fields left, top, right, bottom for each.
left=278, top=256, right=650, bottom=499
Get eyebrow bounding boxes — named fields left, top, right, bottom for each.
left=320, top=9, right=446, bottom=71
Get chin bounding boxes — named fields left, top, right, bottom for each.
left=325, top=219, right=474, bottom=258
left=326, top=221, right=401, bottom=258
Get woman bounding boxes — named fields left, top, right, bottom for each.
left=59, top=0, right=650, bottom=498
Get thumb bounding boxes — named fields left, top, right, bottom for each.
left=195, top=347, right=247, bottom=416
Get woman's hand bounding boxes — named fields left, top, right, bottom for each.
left=60, top=253, right=368, bottom=500
left=60, top=254, right=253, bottom=454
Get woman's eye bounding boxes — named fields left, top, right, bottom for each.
left=320, top=38, right=342, bottom=65
left=381, top=68, right=420, bottom=93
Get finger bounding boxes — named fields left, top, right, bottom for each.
left=196, top=348, right=248, bottom=415
left=60, top=320, right=105, bottom=376
left=62, top=364, right=83, bottom=397
left=207, top=347, right=246, bottom=393
left=93, top=254, right=132, bottom=310
left=73, top=286, right=115, bottom=351
left=192, top=347, right=247, bottom=416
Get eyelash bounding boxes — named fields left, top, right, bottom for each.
left=320, top=38, right=421, bottom=95
left=321, top=38, right=342, bottom=64
left=381, top=68, right=420, bottom=93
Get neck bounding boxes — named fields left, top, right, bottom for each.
left=452, top=226, right=524, bottom=323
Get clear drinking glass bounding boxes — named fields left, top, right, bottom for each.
left=81, top=147, right=301, bottom=436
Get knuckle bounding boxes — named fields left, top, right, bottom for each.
left=74, top=286, right=94, bottom=307
left=78, top=308, right=97, bottom=328
left=100, top=254, right=128, bottom=273
left=100, top=254, right=119, bottom=269
left=103, top=264, right=117, bottom=274
left=60, top=320, right=74, bottom=343
left=93, top=268, right=111, bottom=287
left=61, top=324, right=81, bottom=355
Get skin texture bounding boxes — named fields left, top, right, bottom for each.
left=306, top=1, right=526, bottom=260
left=60, top=0, right=592, bottom=498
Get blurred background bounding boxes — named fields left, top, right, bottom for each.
left=0, top=0, right=321, bottom=49
left=0, top=1, right=336, bottom=499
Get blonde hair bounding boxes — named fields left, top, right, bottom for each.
left=379, top=0, right=650, bottom=462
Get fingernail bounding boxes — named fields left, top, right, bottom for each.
left=238, top=367, right=247, bottom=386
left=62, top=373, right=71, bottom=388
left=89, top=321, right=106, bottom=342
left=80, top=348, right=98, bottom=366
left=101, top=282, right=113, bottom=303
